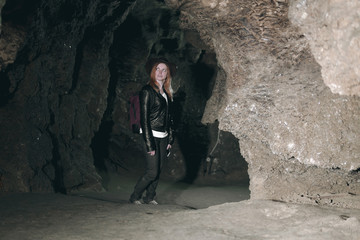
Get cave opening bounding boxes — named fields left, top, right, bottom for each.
left=0, top=0, right=249, bottom=195
left=90, top=0, right=249, bottom=190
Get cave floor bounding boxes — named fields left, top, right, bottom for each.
left=1, top=174, right=360, bottom=240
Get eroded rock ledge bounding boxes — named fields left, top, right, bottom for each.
left=166, top=0, right=360, bottom=208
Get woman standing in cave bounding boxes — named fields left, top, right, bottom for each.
left=129, top=57, right=176, bottom=205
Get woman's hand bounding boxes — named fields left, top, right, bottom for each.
left=148, top=145, right=171, bottom=156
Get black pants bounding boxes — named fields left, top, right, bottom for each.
left=130, top=137, right=168, bottom=203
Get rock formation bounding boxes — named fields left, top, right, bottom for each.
left=0, top=0, right=359, bottom=209
left=168, top=0, right=360, bottom=208
left=0, top=0, right=139, bottom=192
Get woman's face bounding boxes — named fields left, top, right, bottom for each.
left=155, top=63, right=168, bottom=83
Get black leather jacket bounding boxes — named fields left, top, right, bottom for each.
left=140, top=84, right=174, bottom=152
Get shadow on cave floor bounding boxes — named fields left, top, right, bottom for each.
left=82, top=171, right=250, bottom=210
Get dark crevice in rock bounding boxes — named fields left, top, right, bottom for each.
left=191, top=53, right=216, bottom=100
left=91, top=115, right=114, bottom=172
left=48, top=110, right=66, bottom=194
left=1, top=0, right=40, bottom=26
left=173, top=54, right=218, bottom=183
left=0, top=71, right=10, bottom=106
left=68, top=30, right=85, bottom=95
left=91, top=13, right=144, bottom=173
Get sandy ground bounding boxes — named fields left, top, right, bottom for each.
left=1, top=174, right=360, bottom=240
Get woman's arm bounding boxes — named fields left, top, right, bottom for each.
left=140, top=87, right=156, bottom=152
left=167, top=100, right=175, bottom=147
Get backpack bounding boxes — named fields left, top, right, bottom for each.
left=129, top=93, right=141, bottom=134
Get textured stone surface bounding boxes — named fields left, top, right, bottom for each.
left=289, top=0, right=360, bottom=96
left=0, top=12, right=26, bottom=70
left=170, top=0, right=360, bottom=208
left=0, top=0, right=137, bottom=192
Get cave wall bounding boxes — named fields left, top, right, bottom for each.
left=0, top=0, right=247, bottom=193
left=0, top=0, right=137, bottom=192
left=1, top=0, right=359, bottom=209
left=166, top=0, right=360, bottom=208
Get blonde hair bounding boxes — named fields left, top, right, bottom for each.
left=149, top=63, right=173, bottom=101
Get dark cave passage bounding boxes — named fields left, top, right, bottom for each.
left=90, top=0, right=249, bottom=188
left=0, top=0, right=249, bottom=194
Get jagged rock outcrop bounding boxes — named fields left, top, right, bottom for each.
left=0, top=0, right=137, bottom=192
left=167, top=0, right=360, bottom=208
